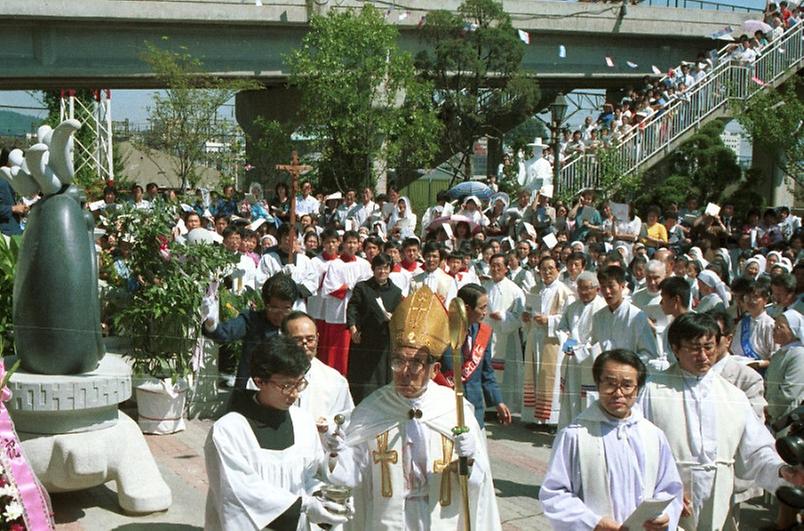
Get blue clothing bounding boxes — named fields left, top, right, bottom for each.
left=0, top=180, right=22, bottom=236
left=215, top=197, right=238, bottom=218
left=571, top=206, right=601, bottom=242
left=440, top=323, right=504, bottom=428
left=203, top=309, right=279, bottom=388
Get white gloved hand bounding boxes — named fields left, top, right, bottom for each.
left=200, top=294, right=219, bottom=331
left=454, top=431, right=475, bottom=459
left=282, top=263, right=296, bottom=276
left=325, top=429, right=347, bottom=455
left=301, top=494, right=349, bottom=526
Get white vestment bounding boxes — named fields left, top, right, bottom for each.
left=540, top=402, right=683, bottom=530
left=519, top=156, right=552, bottom=191
left=231, top=254, right=258, bottom=295
left=638, top=366, right=786, bottom=530
left=256, top=250, right=319, bottom=311
left=590, top=302, right=659, bottom=368
left=630, top=288, right=670, bottom=371
left=389, top=266, right=413, bottom=297
left=306, top=254, right=338, bottom=321
left=410, top=268, right=457, bottom=307
left=321, top=257, right=372, bottom=324
left=522, top=280, right=575, bottom=424
left=204, top=406, right=326, bottom=531
left=482, top=277, right=526, bottom=413
left=333, top=384, right=501, bottom=531
left=508, top=266, right=536, bottom=294
left=557, top=296, right=607, bottom=429
left=301, top=358, right=355, bottom=424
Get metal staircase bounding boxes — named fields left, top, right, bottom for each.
left=557, top=22, right=804, bottom=196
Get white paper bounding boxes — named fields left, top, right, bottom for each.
left=704, top=202, right=721, bottom=217
left=176, top=218, right=188, bottom=236
left=180, top=203, right=194, bottom=213
left=375, top=297, right=393, bottom=321
left=559, top=45, right=567, bottom=58
left=442, top=222, right=454, bottom=239
left=523, top=222, right=537, bottom=238
left=540, top=184, right=554, bottom=198
left=542, top=232, right=558, bottom=249
left=622, top=494, right=675, bottom=529
left=345, top=219, right=355, bottom=231
left=590, top=342, right=603, bottom=358
left=88, top=200, right=106, bottom=212
left=610, top=201, right=629, bottom=221
left=248, top=218, right=266, bottom=231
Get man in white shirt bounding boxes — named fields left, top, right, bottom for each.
left=410, top=242, right=457, bottom=306
left=638, top=312, right=804, bottom=530
left=295, top=181, right=320, bottom=217
left=541, top=349, right=683, bottom=530
left=349, top=187, right=378, bottom=228
left=256, top=224, right=318, bottom=309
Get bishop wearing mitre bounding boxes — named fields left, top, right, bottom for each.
left=328, top=286, right=501, bottom=530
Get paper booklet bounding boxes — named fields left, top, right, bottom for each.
left=622, top=493, right=675, bottom=529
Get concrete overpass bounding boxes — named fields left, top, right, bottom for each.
left=2, top=0, right=755, bottom=91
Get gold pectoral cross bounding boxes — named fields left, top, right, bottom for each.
left=373, top=431, right=398, bottom=498
left=433, top=434, right=455, bottom=506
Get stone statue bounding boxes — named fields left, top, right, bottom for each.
left=0, top=120, right=105, bottom=374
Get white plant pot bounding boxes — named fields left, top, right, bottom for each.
left=135, top=377, right=189, bottom=435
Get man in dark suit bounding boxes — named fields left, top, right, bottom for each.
left=440, top=283, right=512, bottom=429
left=0, top=148, right=26, bottom=236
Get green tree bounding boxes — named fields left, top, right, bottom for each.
left=287, top=5, right=441, bottom=192
left=141, top=41, right=258, bottom=191
left=734, top=78, right=804, bottom=199
left=414, top=0, right=540, bottom=182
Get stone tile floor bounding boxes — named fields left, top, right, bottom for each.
left=50, top=412, right=781, bottom=530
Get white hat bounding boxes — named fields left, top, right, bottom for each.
left=527, top=137, right=548, bottom=148
left=325, top=192, right=343, bottom=202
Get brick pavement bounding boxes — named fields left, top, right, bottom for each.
left=50, top=412, right=779, bottom=530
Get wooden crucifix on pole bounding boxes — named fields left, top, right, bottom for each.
left=275, top=151, right=312, bottom=261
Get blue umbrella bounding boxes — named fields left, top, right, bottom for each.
left=447, top=181, right=493, bottom=202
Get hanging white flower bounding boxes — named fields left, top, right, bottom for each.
left=3, top=500, right=23, bottom=521
left=0, top=485, right=17, bottom=498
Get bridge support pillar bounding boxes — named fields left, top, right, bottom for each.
left=751, top=142, right=795, bottom=208
left=235, top=86, right=302, bottom=190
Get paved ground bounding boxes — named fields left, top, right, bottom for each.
left=51, top=411, right=780, bottom=531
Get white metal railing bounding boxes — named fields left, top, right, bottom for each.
left=557, top=21, right=804, bottom=196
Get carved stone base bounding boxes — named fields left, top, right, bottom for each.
left=19, top=412, right=172, bottom=514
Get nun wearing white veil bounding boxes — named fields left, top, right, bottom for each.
left=387, top=196, right=417, bottom=238
left=766, top=309, right=804, bottom=431
left=695, top=270, right=730, bottom=313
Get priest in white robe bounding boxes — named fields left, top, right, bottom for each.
left=631, top=260, right=670, bottom=371
left=591, top=266, right=659, bottom=368
left=638, top=313, right=804, bottom=531
left=557, top=272, right=607, bottom=429
left=329, top=287, right=501, bottom=530
left=282, top=311, right=354, bottom=432
left=482, top=254, right=526, bottom=414
left=205, top=335, right=350, bottom=531
left=521, top=256, right=575, bottom=425
left=540, top=349, right=683, bottom=531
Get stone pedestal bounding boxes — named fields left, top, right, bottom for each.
left=5, top=354, right=172, bottom=514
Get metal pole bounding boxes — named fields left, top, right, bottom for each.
left=552, top=122, right=561, bottom=193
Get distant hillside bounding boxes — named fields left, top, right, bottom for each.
left=0, top=110, right=42, bottom=137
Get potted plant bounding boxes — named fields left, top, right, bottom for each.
left=108, top=201, right=236, bottom=434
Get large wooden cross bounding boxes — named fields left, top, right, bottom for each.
left=372, top=431, right=398, bottom=498
left=275, top=151, right=312, bottom=260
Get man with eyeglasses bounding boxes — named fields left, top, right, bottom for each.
left=281, top=311, right=354, bottom=434
left=410, top=241, right=457, bottom=306
left=205, top=335, right=351, bottom=530
left=638, top=313, right=804, bottom=530
left=540, top=349, right=683, bottom=531
left=328, top=286, right=502, bottom=530
left=202, top=273, right=296, bottom=389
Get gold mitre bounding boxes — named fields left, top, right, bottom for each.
left=389, top=285, right=449, bottom=358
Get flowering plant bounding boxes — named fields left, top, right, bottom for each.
left=0, top=466, right=27, bottom=530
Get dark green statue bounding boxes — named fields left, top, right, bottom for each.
left=1, top=120, right=105, bottom=374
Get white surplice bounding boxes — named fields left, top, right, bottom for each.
left=306, top=254, right=338, bottom=321
left=540, top=402, right=683, bottom=530
left=557, top=295, right=607, bottom=429
left=204, top=406, right=326, bottom=531
left=410, top=268, right=457, bottom=307
left=332, top=384, right=501, bottom=531
left=482, top=277, right=526, bottom=413
left=638, top=365, right=787, bottom=531
left=256, top=250, right=319, bottom=311
left=300, top=357, right=355, bottom=425
left=590, top=302, right=659, bottom=368
left=321, top=257, right=372, bottom=325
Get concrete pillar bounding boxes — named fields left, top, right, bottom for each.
left=486, top=136, right=503, bottom=179
left=235, top=86, right=302, bottom=191
left=751, top=141, right=795, bottom=207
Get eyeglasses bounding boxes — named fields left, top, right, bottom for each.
left=292, top=335, right=317, bottom=346
left=679, top=342, right=716, bottom=353
left=599, top=380, right=637, bottom=395
left=390, top=356, right=430, bottom=374
left=267, top=305, right=293, bottom=314
left=268, top=377, right=309, bottom=396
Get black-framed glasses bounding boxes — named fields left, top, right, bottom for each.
left=390, top=356, right=429, bottom=374
left=268, top=377, right=309, bottom=396
left=599, top=380, right=637, bottom=396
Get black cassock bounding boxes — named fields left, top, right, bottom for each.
left=346, top=277, right=403, bottom=404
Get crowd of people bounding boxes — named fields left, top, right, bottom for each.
left=67, top=170, right=804, bottom=529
